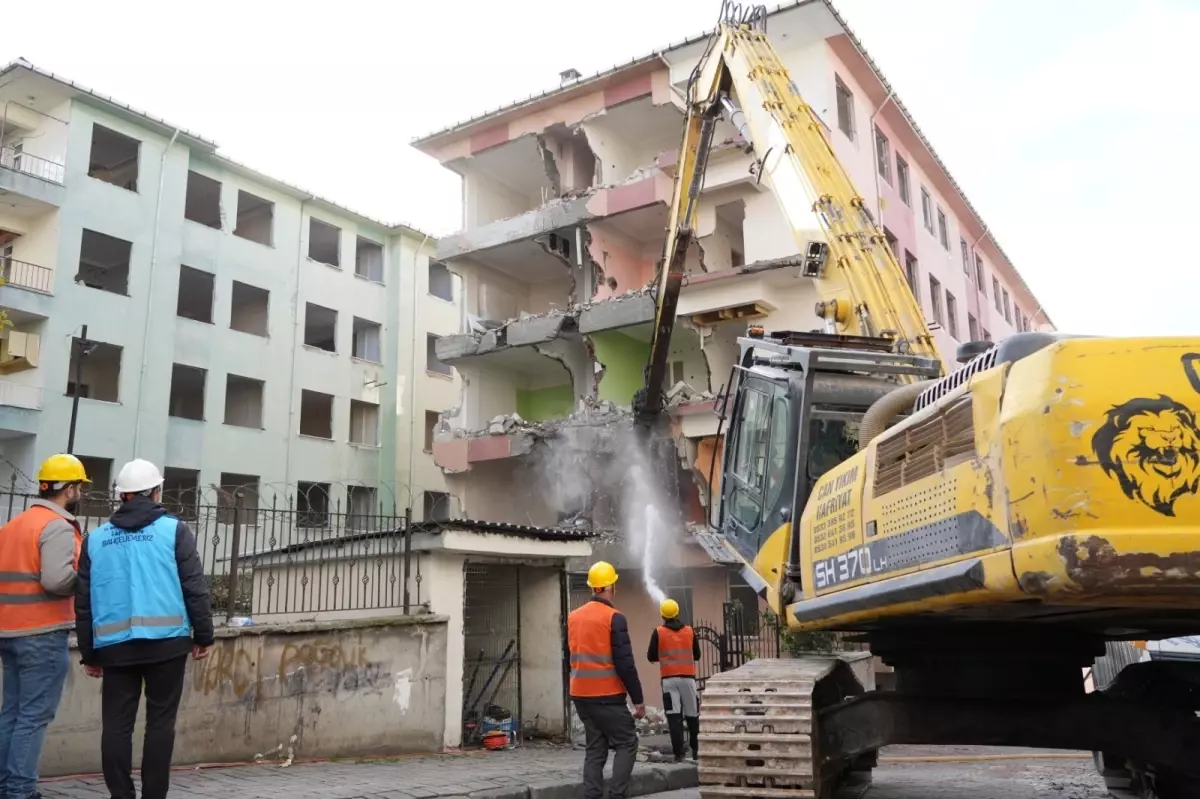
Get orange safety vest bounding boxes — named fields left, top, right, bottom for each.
left=568, top=599, right=625, bottom=698
left=0, top=505, right=80, bottom=634
left=657, top=624, right=696, bottom=678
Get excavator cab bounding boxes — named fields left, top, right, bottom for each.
left=716, top=330, right=940, bottom=602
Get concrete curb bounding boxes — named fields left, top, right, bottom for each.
left=469, top=762, right=698, bottom=799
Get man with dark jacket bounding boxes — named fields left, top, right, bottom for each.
left=646, top=598, right=702, bottom=762
left=566, top=561, right=644, bottom=799
left=75, top=459, right=214, bottom=799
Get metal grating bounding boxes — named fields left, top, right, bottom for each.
left=874, top=395, right=975, bottom=495
left=914, top=346, right=997, bottom=412
left=462, top=563, right=522, bottom=746
left=879, top=478, right=958, bottom=538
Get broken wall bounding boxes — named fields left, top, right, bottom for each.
left=579, top=99, right=684, bottom=186
left=586, top=222, right=658, bottom=301
left=517, top=383, right=574, bottom=420
left=463, top=169, right=542, bottom=228
left=743, top=186, right=805, bottom=263
left=448, top=458, right=562, bottom=526
left=667, top=326, right=712, bottom=393
left=458, top=257, right=571, bottom=321
left=591, top=330, right=650, bottom=406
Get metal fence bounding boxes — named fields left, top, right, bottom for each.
left=461, top=563, right=522, bottom=747
left=1, top=485, right=443, bottom=621
left=693, top=603, right=867, bottom=689
left=693, top=602, right=784, bottom=690
left=0, top=145, right=65, bottom=185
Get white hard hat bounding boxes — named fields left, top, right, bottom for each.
left=114, top=458, right=165, bottom=494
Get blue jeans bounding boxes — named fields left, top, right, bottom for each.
left=0, top=630, right=70, bottom=799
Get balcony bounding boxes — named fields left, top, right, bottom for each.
left=0, top=146, right=66, bottom=211
left=0, top=380, right=42, bottom=410
left=1, top=257, right=53, bottom=295
left=0, top=380, right=42, bottom=438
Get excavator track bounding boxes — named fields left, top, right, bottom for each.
left=697, top=656, right=871, bottom=799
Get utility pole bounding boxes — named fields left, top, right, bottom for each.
left=66, top=325, right=94, bottom=454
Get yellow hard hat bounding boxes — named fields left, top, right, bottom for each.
left=660, top=598, right=680, bottom=619
left=36, top=454, right=91, bottom=486
left=586, top=561, right=618, bottom=589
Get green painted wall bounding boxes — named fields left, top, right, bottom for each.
left=591, top=331, right=651, bottom=406
left=517, top=384, right=574, bottom=421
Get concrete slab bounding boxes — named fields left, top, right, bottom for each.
left=578, top=293, right=657, bottom=334
left=436, top=334, right=483, bottom=362
left=507, top=314, right=570, bottom=348
left=435, top=177, right=667, bottom=264
left=435, top=315, right=570, bottom=365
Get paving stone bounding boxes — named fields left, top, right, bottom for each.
left=627, top=767, right=668, bottom=796
left=37, top=748, right=656, bottom=799
left=468, top=787, right=528, bottom=799
left=526, top=778, right=582, bottom=799
left=655, top=762, right=699, bottom=791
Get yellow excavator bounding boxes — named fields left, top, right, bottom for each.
left=632, top=3, right=1200, bottom=797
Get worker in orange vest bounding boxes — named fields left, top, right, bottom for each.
left=646, top=598, right=700, bottom=762
left=566, top=561, right=645, bottom=799
left=0, top=454, right=88, bottom=799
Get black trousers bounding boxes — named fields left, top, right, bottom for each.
left=101, top=655, right=188, bottom=799
left=573, top=700, right=638, bottom=799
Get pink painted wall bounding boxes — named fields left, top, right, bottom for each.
left=587, top=223, right=656, bottom=300
left=821, top=41, right=1034, bottom=350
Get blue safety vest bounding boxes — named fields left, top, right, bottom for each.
left=87, top=515, right=191, bottom=649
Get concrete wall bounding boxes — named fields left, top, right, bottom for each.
left=519, top=565, right=567, bottom=734
left=34, top=616, right=448, bottom=777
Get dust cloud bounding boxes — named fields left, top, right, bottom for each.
left=533, top=417, right=682, bottom=603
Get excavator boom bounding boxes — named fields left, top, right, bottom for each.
left=635, top=2, right=943, bottom=420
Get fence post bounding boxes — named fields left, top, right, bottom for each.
left=225, top=491, right=243, bottom=623
left=6, top=473, right=15, bottom=521
left=402, top=506, right=413, bottom=614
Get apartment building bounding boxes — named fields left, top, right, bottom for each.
left=0, top=60, right=460, bottom=521
left=409, top=0, right=1055, bottom=685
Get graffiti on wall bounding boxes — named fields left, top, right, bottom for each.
left=192, top=637, right=393, bottom=703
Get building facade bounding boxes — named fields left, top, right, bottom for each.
left=0, top=60, right=461, bottom=522
left=408, top=0, right=1056, bottom=668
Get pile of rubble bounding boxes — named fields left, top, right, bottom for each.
left=439, top=397, right=633, bottom=444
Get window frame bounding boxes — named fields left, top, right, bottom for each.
left=929, top=275, right=944, bottom=325
left=874, top=126, right=891, bottom=184
left=896, top=156, right=911, bottom=206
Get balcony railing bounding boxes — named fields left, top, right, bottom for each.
left=0, top=381, right=43, bottom=410
left=1, top=258, right=53, bottom=294
left=0, top=145, right=65, bottom=185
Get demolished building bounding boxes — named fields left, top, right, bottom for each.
left=412, top=0, right=1054, bottom=693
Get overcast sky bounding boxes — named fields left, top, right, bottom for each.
left=4, top=0, right=1197, bottom=337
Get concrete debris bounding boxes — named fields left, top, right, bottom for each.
left=487, top=413, right=525, bottom=435
left=665, top=380, right=714, bottom=406
left=452, top=399, right=631, bottom=443
left=636, top=705, right=669, bottom=735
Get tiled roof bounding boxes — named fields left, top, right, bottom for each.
left=259, top=518, right=595, bottom=555
left=414, top=518, right=597, bottom=541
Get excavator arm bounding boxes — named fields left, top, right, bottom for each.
left=633, top=2, right=944, bottom=422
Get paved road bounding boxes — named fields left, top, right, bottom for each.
left=39, top=745, right=1112, bottom=799
left=659, top=747, right=1111, bottom=799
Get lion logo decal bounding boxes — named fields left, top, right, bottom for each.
left=1091, top=395, right=1200, bottom=517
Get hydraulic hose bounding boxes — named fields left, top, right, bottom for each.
left=858, top=380, right=936, bottom=450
